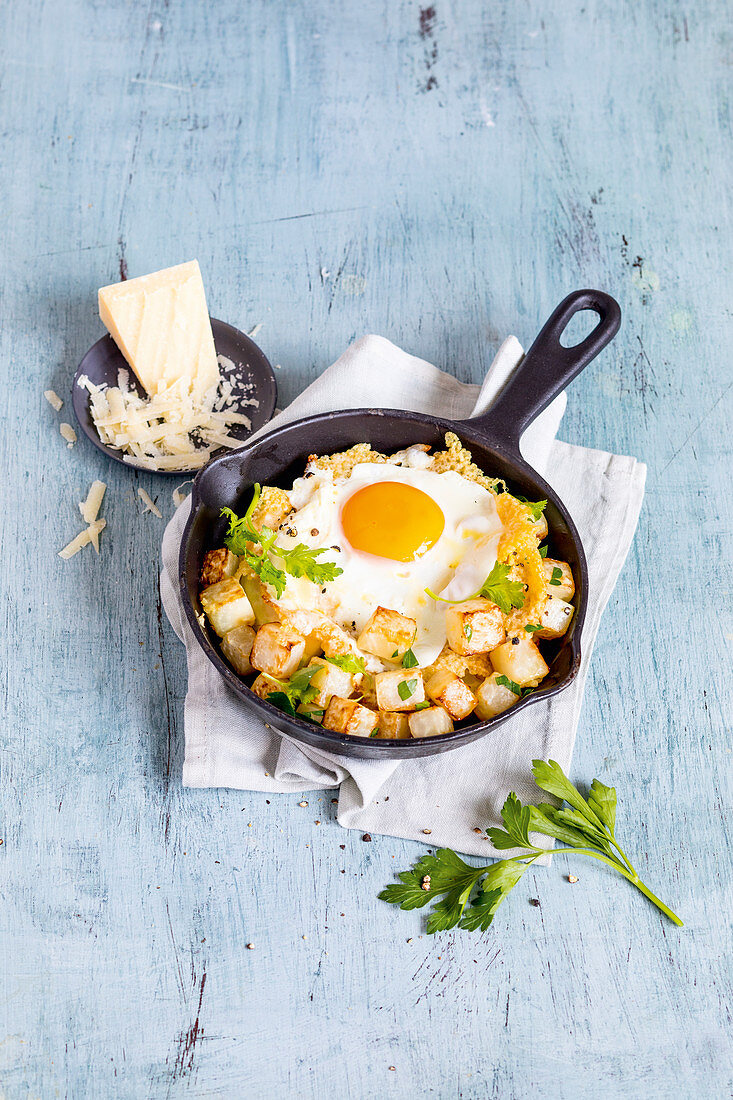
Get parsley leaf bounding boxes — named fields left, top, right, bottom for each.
left=413, top=700, right=431, bottom=711
left=549, top=566, right=563, bottom=586
left=539, top=545, right=548, bottom=558
left=262, top=665, right=322, bottom=723
left=380, top=759, right=683, bottom=933
left=479, top=562, right=526, bottom=614
left=325, top=653, right=366, bottom=675
left=524, top=623, right=542, bottom=633
left=397, top=678, right=417, bottom=701
left=221, top=485, right=344, bottom=597
left=495, top=674, right=521, bottom=695
left=515, top=495, right=547, bottom=522
left=401, top=647, right=418, bottom=669
left=463, top=623, right=473, bottom=641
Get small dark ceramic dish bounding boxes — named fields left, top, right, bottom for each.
left=180, top=290, right=621, bottom=759
left=72, top=318, right=278, bottom=476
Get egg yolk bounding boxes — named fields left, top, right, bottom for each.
left=341, top=481, right=445, bottom=562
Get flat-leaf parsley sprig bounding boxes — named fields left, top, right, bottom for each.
left=426, top=561, right=526, bottom=614
left=221, top=483, right=343, bottom=598
left=379, top=759, right=683, bottom=933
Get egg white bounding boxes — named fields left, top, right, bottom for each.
left=274, top=462, right=503, bottom=666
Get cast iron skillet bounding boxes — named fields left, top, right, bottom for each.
left=180, top=289, right=621, bottom=759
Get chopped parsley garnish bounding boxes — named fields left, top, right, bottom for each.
left=326, top=653, right=366, bottom=675
left=397, top=678, right=417, bottom=701
left=496, top=674, right=521, bottom=696
left=516, top=495, right=547, bottom=522
left=478, top=562, right=526, bottom=614
left=463, top=623, right=473, bottom=641
left=262, top=665, right=322, bottom=723
left=524, top=624, right=542, bottom=633
left=550, top=567, right=563, bottom=586
left=222, top=484, right=344, bottom=598
left=413, top=701, right=431, bottom=711
left=401, top=647, right=418, bottom=669
left=539, top=544, right=548, bottom=558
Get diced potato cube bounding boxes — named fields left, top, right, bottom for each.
left=250, top=622, right=306, bottom=679
left=200, top=578, right=255, bottom=637
left=446, top=599, right=505, bottom=656
left=375, top=669, right=426, bottom=712
left=534, top=595, right=574, bottom=640
left=490, top=637, right=549, bottom=688
left=323, top=697, right=380, bottom=738
left=241, top=573, right=283, bottom=626
left=250, top=673, right=276, bottom=701
left=408, top=705, right=454, bottom=739
left=425, top=669, right=477, bottom=721
left=375, top=712, right=411, bottom=739
left=297, top=701, right=324, bottom=723
left=306, top=657, right=356, bottom=708
left=357, top=606, right=416, bottom=661
left=298, top=630, right=323, bottom=667
left=220, top=624, right=256, bottom=675
left=542, top=558, right=575, bottom=601
left=474, top=673, right=520, bottom=720
left=201, top=547, right=238, bottom=587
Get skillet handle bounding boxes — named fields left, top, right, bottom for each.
left=470, top=289, right=621, bottom=451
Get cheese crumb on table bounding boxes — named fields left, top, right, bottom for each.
left=138, top=487, right=163, bottom=518
left=44, top=389, right=63, bottom=411
left=60, top=423, right=77, bottom=447
left=79, top=480, right=106, bottom=524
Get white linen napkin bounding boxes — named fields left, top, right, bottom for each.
left=160, top=335, right=645, bottom=856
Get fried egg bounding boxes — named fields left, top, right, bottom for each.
left=274, top=461, right=504, bottom=666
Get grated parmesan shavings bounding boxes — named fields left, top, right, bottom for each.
left=79, top=480, right=106, bottom=524
left=59, top=518, right=106, bottom=560
left=78, top=354, right=255, bottom=472
left=138, top=487, right=163, bottom=518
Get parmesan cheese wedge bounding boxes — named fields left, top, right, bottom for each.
left=98, top=260, right=220, bottom=401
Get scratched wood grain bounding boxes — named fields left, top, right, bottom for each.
left=0, top=0, right=731, bottom=1097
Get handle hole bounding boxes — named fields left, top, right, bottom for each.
left=559, top=308, right=600, bottom=348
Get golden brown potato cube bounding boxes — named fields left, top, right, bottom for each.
left=490, top=637, right=549, bottom=688
left=220, top=624, right=256, bottom=675
left=200, top=578, right=255, bottom=637
left=250, top=673, right=276, bottom=701
left=425, top=669, right=477, bottom=721
left=357, top=606, right=416, bottom=661
left=446, top=598, right=506, bottom=656
left=323, top=697, right=379, bottom=738
left=375, top=669, right=426, bottom=712
left=474, top=673, right=520, bottom=720
left=542, top=558, right=575, bottom=601
left=241, top=573, right=283, bottom=626
left=375, top=712, right=411, bottom=739
left=297, top=630, right=323, bottom=667
left=534, top=595, right=574, bottom=640
left=250, top=622, right=306, bottom=679
left=200, top=547, right=238, bottom=587
left=408, top=705, right=454, bottom=739
left=306, top=657, right=356, bottom=708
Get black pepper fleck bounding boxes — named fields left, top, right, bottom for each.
left=362, top=833, right=372, bottom=842
left=311, top=528, right=319, bottom=537
left=512, top=636, right=520, bottom=645
left=529, top=898, right=541, bottom=907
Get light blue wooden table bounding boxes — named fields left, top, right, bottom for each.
left=1, top=2, right=730, bottom=1097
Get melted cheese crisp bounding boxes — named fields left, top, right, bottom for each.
left=98, top=260, right=220, bottom=401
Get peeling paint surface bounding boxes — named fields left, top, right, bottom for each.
left=0, top=1, right=731, bottom=1097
